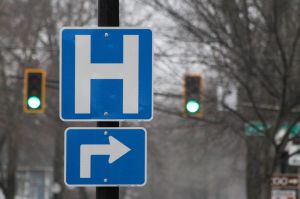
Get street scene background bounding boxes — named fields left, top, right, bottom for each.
left=0, top=0, right=300, bottom=199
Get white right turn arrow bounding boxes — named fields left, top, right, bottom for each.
left=80, top=136, right=131, bottom=178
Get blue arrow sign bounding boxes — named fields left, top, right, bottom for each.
left=65, top=128, right=147, bottom=186
left=60, top=28, right=152, bottom=121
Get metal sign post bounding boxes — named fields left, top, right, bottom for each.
left=97, top=0, right=119, bottom=199
left=96, top=122, right=119, bottom=199
left=60, top=0, right=152, bottom=197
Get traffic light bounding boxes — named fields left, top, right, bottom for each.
left=183, top=74, right=204, bottom=118
left=23, top=68, right=46, bottom=113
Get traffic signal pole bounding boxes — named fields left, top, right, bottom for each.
left=97, top=0, right=119, bottom=199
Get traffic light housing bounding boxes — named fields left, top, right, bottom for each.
left=23, top=68, right=46, bottom=113
left=183, top=74, right=204, bottom=118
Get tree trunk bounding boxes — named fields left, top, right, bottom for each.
left=6, top=128, right=18, bottom=199
left=246, top=137, right=274, bottom=199
left=52, top=126, right=65, bottom=199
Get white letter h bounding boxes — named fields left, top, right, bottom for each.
left=75, top=35, right=139, bottom=114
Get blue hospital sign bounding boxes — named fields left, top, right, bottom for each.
left=65, top=128, right=147, bottom=186
left=60, top=28, right=152, bottom=121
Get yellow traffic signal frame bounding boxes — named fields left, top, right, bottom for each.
left=23, top=68, right=46, bottom=113
left=182, top=73, right=204, bottom=119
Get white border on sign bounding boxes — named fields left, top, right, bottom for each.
left=59, top=27, right=153, bottom=122
left=64, top=127, right=147, bottom=187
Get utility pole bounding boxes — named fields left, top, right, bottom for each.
left=97, top=0, right=119, bottom=199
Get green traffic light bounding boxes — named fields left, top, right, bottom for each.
left=27, top=96, right=41, bottom=109
left=186, top=99, right=201, bottom=114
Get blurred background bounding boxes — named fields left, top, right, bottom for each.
left=0, top=0, right=300, bottom=199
